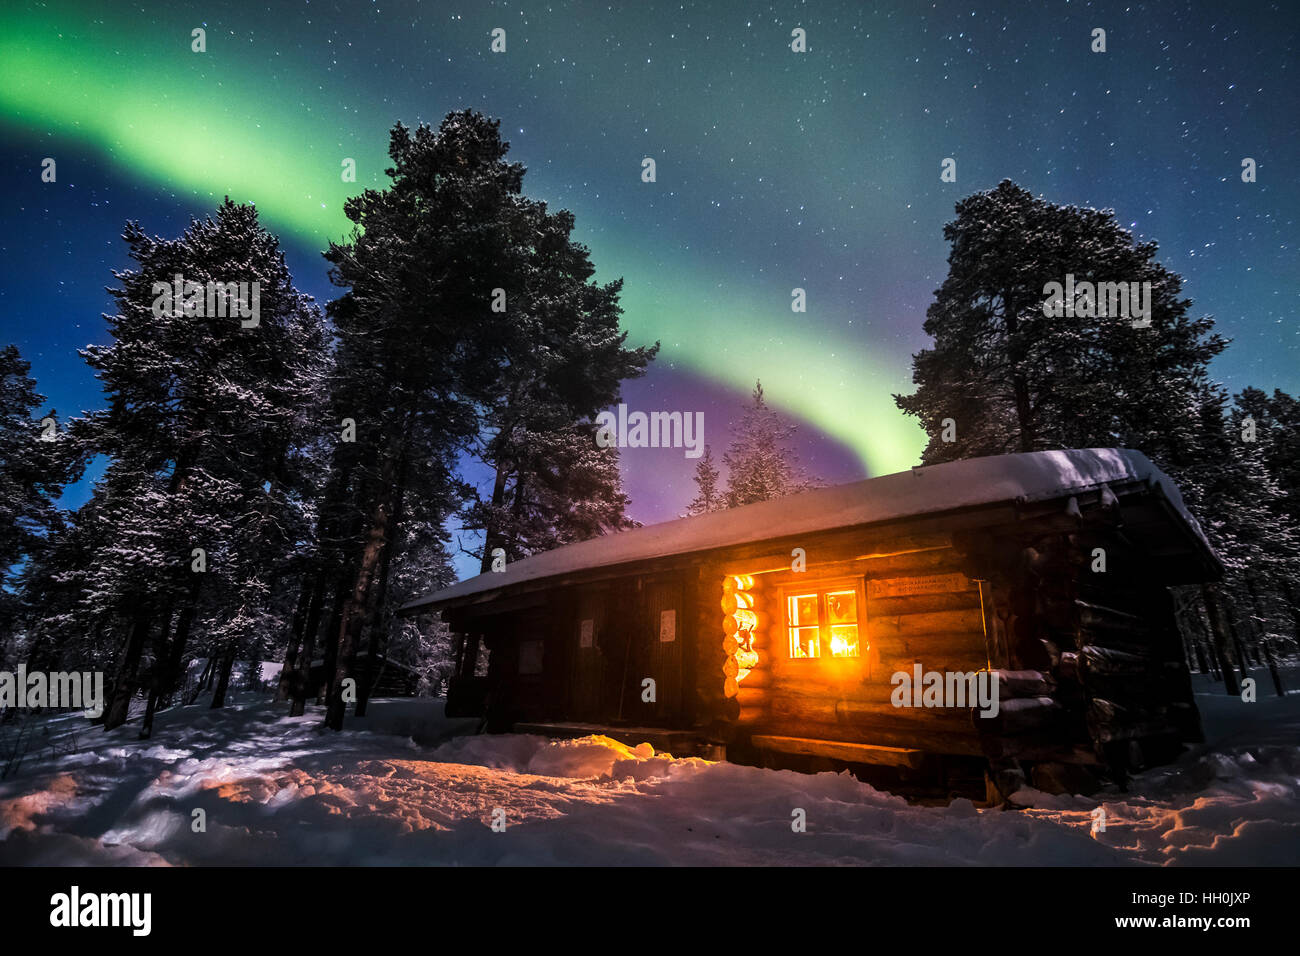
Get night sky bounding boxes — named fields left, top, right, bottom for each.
left=2, top=0, right=1297, bottom=580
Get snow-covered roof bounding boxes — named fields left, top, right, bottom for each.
left=403, top=448, right=1213, bottom=612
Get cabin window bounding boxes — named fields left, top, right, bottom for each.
left=787, top=588, right=860, bottom=659
left=788, top=593, right=821, bottom=658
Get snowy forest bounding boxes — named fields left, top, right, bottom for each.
left=0, top=113, right=662, bottom=739
left=2, top=117, right=1297, bottom=755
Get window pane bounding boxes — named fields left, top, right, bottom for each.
left=829, top=624, right=859, bottom=658
left=827, top=590, right=857, bottom=625
left=788, top=594, right=818, bottom=627
left=790, top=626, right=820, bottom=659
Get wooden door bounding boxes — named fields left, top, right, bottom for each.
left=633, top=578, right=684, bottom=725
left=569, top=591, right=606, bottom=721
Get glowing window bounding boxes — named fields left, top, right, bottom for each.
left=826, top=590, right=860, bottom=658
left=788, top=594, right=821, bottom=658
left=787, top=588, right=860, bottom=659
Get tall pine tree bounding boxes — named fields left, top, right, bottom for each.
left=316, top=113, right=653, bottom=729
left=895, top=179, right=1227, bottom=466
left=723, top=381, right=813, bottom=507
left=46, top=200, right=327, bottom=730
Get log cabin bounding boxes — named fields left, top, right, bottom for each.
left=400, top=448, right=1220, bottom=799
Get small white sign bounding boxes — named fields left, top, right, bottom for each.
left=579, top=618, right=594, bottom=648
left=659, top=609, right=676, bottom=643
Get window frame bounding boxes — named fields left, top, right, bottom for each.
left=779, top=577, right=867, bottom=662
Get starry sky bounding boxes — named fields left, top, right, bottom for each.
left=2, top=0, right=1297, bottom=572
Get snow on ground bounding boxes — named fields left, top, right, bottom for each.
left=1, top=672, right=1297, bottom=866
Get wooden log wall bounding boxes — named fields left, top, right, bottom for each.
left=701, top=531, right=995, bottom=757
left=692, top=564, right=737, bottom=731
left=963, top=513, right=1205, bottom=770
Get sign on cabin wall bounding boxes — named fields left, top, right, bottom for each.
left=579, top=618, right=594, bottom=648
left=867, top=572, right=971, bottom=599
left=659, top=609, right=676, bottom=642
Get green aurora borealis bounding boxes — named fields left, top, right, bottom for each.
left=0, top=2, right=930, bottom=476
left=4, top=0, right=1297, bottom=500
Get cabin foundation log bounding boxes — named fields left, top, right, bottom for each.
left=751, top=734, right=926, bottom=768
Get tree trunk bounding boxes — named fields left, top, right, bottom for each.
left=1284, top=582, right=1300, bottom=648
left=326, top=436, right=403, bottom=731
left=143, top=572, right=206, bottom=735
left=1224, top=590, right=1256, bottom=671
left=1195, top=603, right=1221, bottom=680
left=318, top=573, right=349, bottom=704
left=356, top=451, right=410, bottom=718
left=186, top=656, right=214, bottom=705
left=104, top=605, right=152, bottom=731
left=139, top=605, right=177, bottom=740
left=1246, top=577, right=1285, bottom=697
left=1189, top=620, right=1211, bottom=675
left=480, top=460, right=512, bottom=574
left=210, top=641, right=239, bottom=709
left=290, top=566, right=328, bottom=717
left=275, top=580, right=312, bottom=703
left=1201, top=583, right=1242, bottom=696
left=1002, top=290, right=1035, bottom=452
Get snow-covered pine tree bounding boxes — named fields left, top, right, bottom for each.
left=1234, top=388, right=1300, bottom=528
left=380, top=524, right=458, bottom=697
left=895, top=179, right=1227, bottom=466
left=316, top=112, right=654, bottom=729
left=314, top=113, right=530, bottom=730
left=888, top=181, right=1300, bottom=691
left=469, top=422, right=639, bottom=563
left=1156, top=382, right=1295, bottom=694
left=684, top=444, right=723, bottom=516
left=51, top=199, right=328, bottom=731
left=464, top=199, right=655, bottom=570
left=1225, top=387, right=1299, bottom=689
left=723, top=381, right=814, bottom=507
left=0, top=345, right=85, bottom=640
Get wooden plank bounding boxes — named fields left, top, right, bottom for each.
left=866, top=607, right=986, bottom=641
left=751, top=734, right=926, bottom=768
left=692, top=565, right=729, bottom=723
left=641, top=578, right=684, bottom=723
left=762, top=548, right=969, bottom=589
left=867, top=572, right=973, bottom=599
left=722, top=532, right=954, bottom=577
left=867, top=591, right=983, bottom=616
left=736, top=685, right=766, bottom=709
left=768, top=693, right=972, bottom=729
left=751, top=717, right=985, bottom=755
left=973, top=696, right=1061, bottom=735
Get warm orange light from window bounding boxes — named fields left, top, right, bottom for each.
left=724, top=575, right=760, bottom=687
left=788, top=589, right=860, bottom=659
left=827, top=591, right=860, bottom=658
left=788, top=593, right=820, bottom=658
